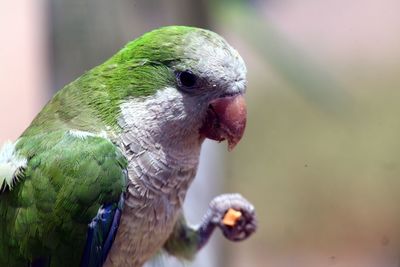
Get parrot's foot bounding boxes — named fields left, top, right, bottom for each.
left=208, top=193, right=256, bottom=242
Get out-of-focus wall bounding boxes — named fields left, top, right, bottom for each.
left=0, top=1, right=49, bottom=142
left=222, top=1, right=400, bottom=266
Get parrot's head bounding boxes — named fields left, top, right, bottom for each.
left=170, top=27, right=247, bottom=150
left=93, top=26, right=247, bottom=150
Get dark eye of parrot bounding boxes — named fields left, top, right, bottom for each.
left=177, top=70, right=198, bottom=88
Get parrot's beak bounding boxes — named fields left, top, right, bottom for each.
left=199, top=94, right=247, bottom=150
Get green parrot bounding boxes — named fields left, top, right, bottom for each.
left=0, top=26, right=256, bottom=267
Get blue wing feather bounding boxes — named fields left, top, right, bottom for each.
left=80, top=194, right=124, bottom=267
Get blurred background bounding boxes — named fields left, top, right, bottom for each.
left=2, top=0, right=400, bottom=266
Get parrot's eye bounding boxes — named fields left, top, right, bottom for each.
left=177, top=70, right=198, bottom=88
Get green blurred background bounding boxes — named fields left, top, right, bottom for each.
left=2, top=0, right=400, bottom=266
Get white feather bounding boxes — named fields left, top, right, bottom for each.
left=0, top=141, right=27, bottom=189
left=68, top=129, right=109, bottom=140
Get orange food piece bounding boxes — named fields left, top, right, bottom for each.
left=222, top=208, right=242, bottom=226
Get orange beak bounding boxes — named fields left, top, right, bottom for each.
left=199, top=94, right=247, bottom=150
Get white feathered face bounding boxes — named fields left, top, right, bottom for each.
left=120, top=28, right=248, bottom=150
left=171, top=29, right=248, bottom=150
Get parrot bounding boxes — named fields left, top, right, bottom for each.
left=0, top=26, right=257, bottom=267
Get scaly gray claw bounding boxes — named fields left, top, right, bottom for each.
left=208, top=193, right=257, bottom=242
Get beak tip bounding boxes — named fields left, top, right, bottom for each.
left=227, top=141, right=236, bottom=151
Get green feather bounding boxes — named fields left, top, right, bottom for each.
left=0, top=131, right=126, bottom=266
left=23, top=26, right=206, bottom=135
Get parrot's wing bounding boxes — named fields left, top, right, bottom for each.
left=81, top=194, right=124, bottom=267
left=0, top=130, right=127, bottom=267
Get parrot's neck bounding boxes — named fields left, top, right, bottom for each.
left=106, top=87, right=204, bottom=265
left=117, top=87, right=204, bottom=198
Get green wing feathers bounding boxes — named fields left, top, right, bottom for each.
left=0, top=131, right=127, bottom=266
